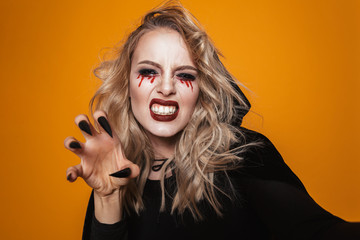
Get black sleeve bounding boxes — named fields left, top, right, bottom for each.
left=237, top=128, right=360, bottom=240
left=82, top=190, right=128, bottom=240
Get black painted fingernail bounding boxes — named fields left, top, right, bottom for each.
left=109, top=168, right=131, bottom=178
left=67, top=173, right=72, bottom=181
left=78, top=120, right=92, bottom=135
left=98, top=116, right=113, bottom=137
left=69, top=141, right=81, bottom=149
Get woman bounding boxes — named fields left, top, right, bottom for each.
left=65, top=1, right=360, bottom=239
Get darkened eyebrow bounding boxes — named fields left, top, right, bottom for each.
left=138, top=60, right=162, bottom=69
left=138, top=60, right=198, bottom=72
left=175, top=65, right=198, bottom=72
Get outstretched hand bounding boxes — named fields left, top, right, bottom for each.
left=64, top=111, right=140, bottom=197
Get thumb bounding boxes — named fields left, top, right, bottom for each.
left=109, top=163, right=140, bottom=179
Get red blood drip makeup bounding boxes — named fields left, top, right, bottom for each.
left=137, top=74, right=156, bottom=87
left=137, top=74, right=145, bottom=87
left=188, top=81, right=193, bottom=91
left=179, top=79, right=193, bottom=91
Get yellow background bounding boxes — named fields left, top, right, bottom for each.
left=0, top=0, right=359, bottom=239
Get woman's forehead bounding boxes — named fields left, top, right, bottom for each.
left=132, top=28, right=195, bottom=69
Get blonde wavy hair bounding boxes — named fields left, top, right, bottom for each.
left=90, top=0, right=252, bottom=219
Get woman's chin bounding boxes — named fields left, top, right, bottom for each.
left=145, top=128, right=182, bottom=140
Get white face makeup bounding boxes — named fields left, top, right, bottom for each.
left=129, top=28, right=199, bottom=140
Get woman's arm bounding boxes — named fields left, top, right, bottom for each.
left=94, top=189, right=123, bottom=224
left=83, top=190, right=128, bottom=240
left=64, top=111, right=139, bottom=240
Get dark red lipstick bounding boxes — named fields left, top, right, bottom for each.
left=149, top=98, right=179, bottom=122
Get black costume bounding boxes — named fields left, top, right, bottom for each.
left=82, top=84, right=360, bottom=240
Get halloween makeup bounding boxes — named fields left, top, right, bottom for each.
left=177, top=73, right=195, bottom=91
left=129, top=28, right=199, bottom=138
left=137, top=69, right=157, bottom=87
left=137, top=68, right=196, bottom=92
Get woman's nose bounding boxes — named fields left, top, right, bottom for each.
left=156, top=76, right=176, bottom=96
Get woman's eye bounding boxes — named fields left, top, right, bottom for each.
left=177, top=73, right=196, bottom=81
left=139, top=69, right=157, bottom=76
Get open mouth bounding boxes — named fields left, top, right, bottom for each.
left=149, top=98, right=179, bottom=121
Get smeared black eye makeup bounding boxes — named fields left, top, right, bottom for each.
left=176, top=72, right=196, bottom=91
left=177, top=73, right=196, bottom=81
left=139, top=68, right=158, bottom=76
left=137, top=69, right=159, bottom=87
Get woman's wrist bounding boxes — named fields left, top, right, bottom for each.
left=94, top=189, right=123, bottom=224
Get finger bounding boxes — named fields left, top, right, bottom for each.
left=64, top=136, right=84, bottom=156
left=128, top=164, right=140, bottom=178
left=109, top=163, right=140, bottom=179
left=66, top=164, right=83, bottom=182
left=74, top=114, right=97, bottom=139
left=93, top=111, right=113, bottom=138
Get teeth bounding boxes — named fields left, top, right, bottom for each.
left=151, top=104, right=177, bottom=115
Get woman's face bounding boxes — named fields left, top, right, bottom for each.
left=129, top=28, right=199, bottom=139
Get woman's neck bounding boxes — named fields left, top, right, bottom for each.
left=146, top=132, right=179, bottom=159
left=146, top=132, right=179, bottom=180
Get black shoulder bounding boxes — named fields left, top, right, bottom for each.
left=237, top=127, right=284, bottom=164
left=82, top=190, right=95, bottom=240
left=233, top=127, right=307, bottom=192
